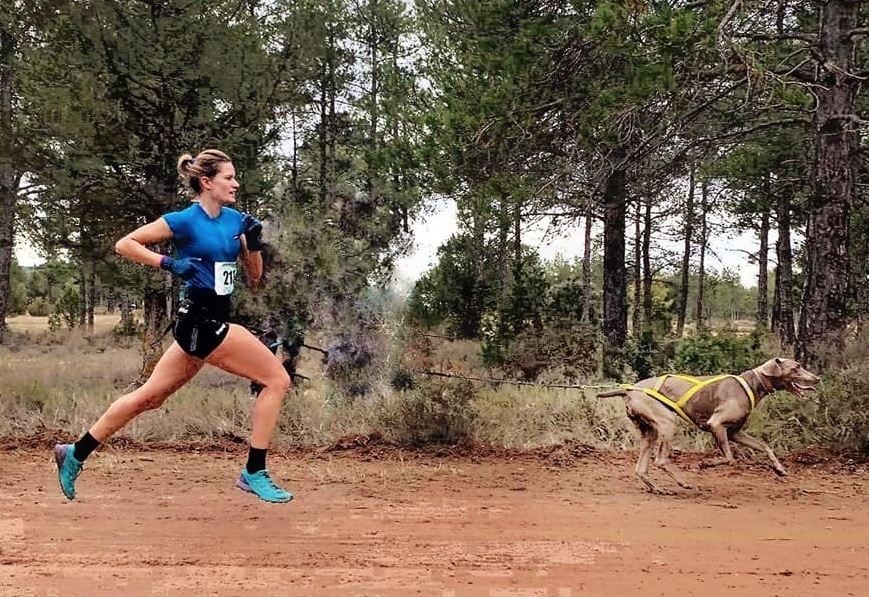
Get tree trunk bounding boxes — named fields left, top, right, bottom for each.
left=771, top=263, right=780, bottom=332
left=78, top=264, right=87, bottom=328
left=119, top=297, right=135, bottom=335
left=856, top=239, right=869, bottom=338
left=796, top=0, right=858, bottom=369
left=774, top=192, right=795, bottom=348
left=366, top=0, right=379, bottom=204
left=87, top=261, right=96, bottom=332
left=470, top=198, right=487, bottom=337
left=327, top=28, right=337, bottom=206
left=642, top=197, right=652, bottom=329
left=695, top=181, right=709, bottom=331
left=581, top=193, right=594, bottom=323
left=137, top=176, right=176, bottom=383
left=511, top=196, right=525, bottom=331
left=632, top=200, right=641, bottom=333
left=318, top=62, right=328, bottom=205
left=497, top=192, right=512, bottom=302
left=0, top=25, right=17, bottom=344
left=602, top=150, right=628, bottom=378
left=291, top=109, right=299, bottom=201
left=138, top=273, right=170, bottom=383
left=676, top=168, right=695, bottom=337
left=757, top=205, right=769, bottom=330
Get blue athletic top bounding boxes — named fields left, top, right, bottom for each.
left=162, top=203, right=244, bottom=296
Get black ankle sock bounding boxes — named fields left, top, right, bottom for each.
left=73, top=432, right=100, bottom=462
left=246, top=447, right=268, bottom=474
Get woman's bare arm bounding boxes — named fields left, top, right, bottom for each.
left=114, top=219, right=174, bottom=268
left=239, top=236, right=264, bottom=290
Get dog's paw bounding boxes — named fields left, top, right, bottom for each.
left=699, top=457, right=733, bottom=470
left=774, top=466, right=789, bottom=477
left=647, top=486, right=676, bottom=496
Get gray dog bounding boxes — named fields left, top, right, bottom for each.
left=598, top=357, right=820, bottom=494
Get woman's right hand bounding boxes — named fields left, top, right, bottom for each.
left=160, top=256, right=201, bottom=280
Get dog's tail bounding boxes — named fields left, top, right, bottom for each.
left=596, top=389, right=628, bottom=399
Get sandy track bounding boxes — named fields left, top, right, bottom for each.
left=1, top=447, right=866, bottom=596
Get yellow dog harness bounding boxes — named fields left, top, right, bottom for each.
left=620, top=374, right=756, bottom=426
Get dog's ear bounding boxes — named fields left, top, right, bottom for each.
left=759, top=358, right=783, bottom=377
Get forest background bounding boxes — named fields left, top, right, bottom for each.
left=1, top=0, right=867, bottom=454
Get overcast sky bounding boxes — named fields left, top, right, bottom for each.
left=392, top=198, right=768, bottom=292
left=16, top=198, right=766, bottom=291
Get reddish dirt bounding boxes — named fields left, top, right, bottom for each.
left=1, top=446, right=867, bottom=596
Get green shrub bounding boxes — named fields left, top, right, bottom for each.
left=388, top=379, right=478, bottom=446
left=811, top=363, right=869, bottom=454
left=672, top=329, right=763, bottom=375
left=502, top=321, right=599, bottom=381
left=54, top=283, right=81, bottom=329
left=27, top=298, right=50, bottom=317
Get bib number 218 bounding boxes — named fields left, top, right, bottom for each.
left=214, top=261, right=237, bottom=295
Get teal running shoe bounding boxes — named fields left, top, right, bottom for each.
left=54, top=444, right=83, bottom=500
left=236, top=469, right=293, bottom=503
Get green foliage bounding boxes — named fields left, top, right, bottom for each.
left=657, top=268, right=757, bottom=323
left=18, top=260, right=81, bottom=320
left=27, top=298, right=49, bottom=317
left=672, top=329, right=764, bottom=375
left=499, top=321, right=599, bottom=382
left=406, top=233, right=503, bottom=338
left=52, top=281, right=81, bottom=329
left=806, top=363, right=869, bottom=455
left=8, top=261, right=28, bottom=315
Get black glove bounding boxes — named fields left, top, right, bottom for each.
left=241, top=213, right=263, bottom=251
left=159, top=256, right=200, bottom=280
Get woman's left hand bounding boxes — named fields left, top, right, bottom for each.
left=241, top=213, right=263, bottom=251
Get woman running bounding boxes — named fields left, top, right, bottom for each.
left=54, top=149, right=293, bottom=503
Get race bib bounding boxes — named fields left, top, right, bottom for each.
left=214, top=261, right=237, bottom=296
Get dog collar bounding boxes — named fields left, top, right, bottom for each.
left=750, top=368, right=774, bottom=394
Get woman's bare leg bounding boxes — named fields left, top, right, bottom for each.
left=89, top=343, right=204, bottom=441
left=206, top=324, right=291, bottom=449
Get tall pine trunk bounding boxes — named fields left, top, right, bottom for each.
left=366, top=0, right=379, bottom=204
left=632, top=200, right=641, bottom=333
left=139, top=274, right=170, bottom=382
left=470, top=198, right=487, bottom=337
left=78, top=264, right=87, bottom=328
left=318, top=67, right=328, bottom=205
left=775, top=192, right=795, bottom=348
left=497, top=191, right=512, bottom=302
left=676, top=169, right=694, bottom=337
left=797, top=0, right=858, bottom=368
left=581, top=193, right=594, bottom=323
left=0, top=25, right=17, bottom=344
left=641, top=197, right=652, bottom=328
left=602, top=150, right=627, bottom=378
left=327, top=28, right=338, bottom=205
left=136, top=170, right=177, bottom=383
left=511, top=197, right=525, bottom=332
left=757, top=205, right=770, bottom=330
left=87, top=261, right=96, bottom=332
left=695, top=181, right=709, bottom=330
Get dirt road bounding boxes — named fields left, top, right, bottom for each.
left=1, top=446, right=866, bottom=596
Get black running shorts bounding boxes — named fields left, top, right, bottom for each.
left=173, top=313, right=229, bottom=359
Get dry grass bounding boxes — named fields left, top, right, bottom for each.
left=6, top=313, right=124, bottom=334
left=1, top=325, right=864, bottom=456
